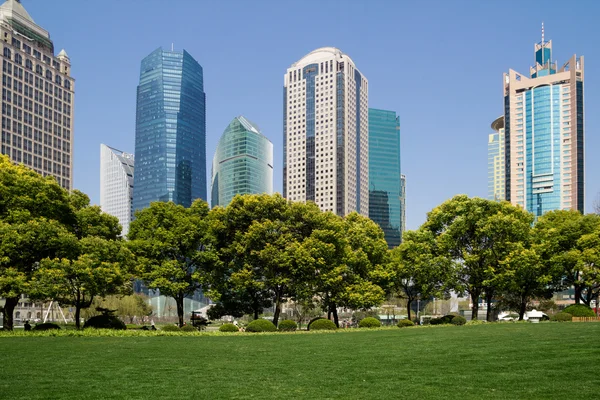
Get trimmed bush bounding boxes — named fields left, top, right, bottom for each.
left=246, top=319, right=277, bottom=333
left=451, top=316, right=467, bottom=326
left=33, top=323, right=61, bottom=331
left=83, top=315, right=126, bottom=330
left=219, top=323, right=239, bottom=332
left=397, top=319, right=415, bottom=328
left=563, top=305, right=595, bottom=318
left=308, top=318, right=337, bottom=331
left=278, top=319, right=297, bottom=332
left=180, top=325, right=197, bottom=332
left=358, top=317, right=381, bottom=328
left=430, top=315, right=456, bottom=325
left=160, top=324, right=181, bottom=332
left=550, top=312, right=573, bottom=322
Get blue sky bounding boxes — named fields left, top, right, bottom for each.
left=25, top=0, right=600, bottom=230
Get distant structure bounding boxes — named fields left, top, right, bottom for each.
left=368, top=108, right=402, bottom=248
left=488, top=116, right=505, bottom=201
left=283, top=47, right=369, bottom=216
left=0, top=0, right=75, bottom=189
left=503, top=27, right=584, bottom=215
left=211, top=116, right=273, bottom=207
left=133, top=48, right=206, bottom=212
left=400, top=174, right=406, bottom=236
left=100, top=144, right=134, bottom=236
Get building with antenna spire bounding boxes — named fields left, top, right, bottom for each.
left=503, top=26, right=584, bottom=216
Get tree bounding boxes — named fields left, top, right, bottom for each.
left=128, top=200, right=215, bottom=327
left=388, top=229, right=451, bottom=321
left=421, top=195, right=533, bottom=321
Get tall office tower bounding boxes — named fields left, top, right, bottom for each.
left=488, top=116, right=505, bottom=201
left=132, top=48, right=206, bottom=212
left=283, top=47, right=369, bottom=216
left=400, top=174, right=406, bottom=237
left=504, top=29, right=584, bottom=215
left=0, top=0, right=74, bottom=190
left=100, top=144, right=134, bottom=236
left=211, top=116, right=273, bottom=207
left=368, top=108, right=401, bottom=248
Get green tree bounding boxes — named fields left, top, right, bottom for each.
left=128, top=200, right=215, bottom=327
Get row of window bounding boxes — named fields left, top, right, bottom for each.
left=3, top=47, right=72, bottom=90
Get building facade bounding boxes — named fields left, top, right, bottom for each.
left=368, top=108, right=402, bottom=248
left=283, top=47, right=369, bottom=216
left=400, top=174, right=406, bottom=237
left=132, top=48, right=206, bottom=212
left=0, top=0, right=74, bottom=190
left=211, top=116, right=273, bottom=207
left=504, top=33, right=584, bottom=216
left=100, top=144, right=134, bottom=236
left=488, top=116, right=505, bottom=201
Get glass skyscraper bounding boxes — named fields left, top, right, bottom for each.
left=100, top=144, right=134, bottom=236
left=504, top=32, right=584, bottom=215
left=133, top=48, right=206, bottom=213
left=488, top=116, right=505, bottom=201
left=368, top=108, right=402, bottom=248
left=211, top=116, right=273, bottom=207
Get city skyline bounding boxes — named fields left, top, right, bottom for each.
left=16, top=1, right=600, bottom=230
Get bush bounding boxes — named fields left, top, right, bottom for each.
left=160, top=324, right=181, bottom=332
left=563, top=305, right=595, bottom=317
left=278, top=319, right=297, bottom=332
left=180, top=325, right=197, bottom=332
left=33, top=323, right=61, bottom=331
left=358, top=317, right=381, bottom=328
left=451, top=316, right=467, bottom=326
left=550, top=312, right=573, bottom=322
left=219, top=323, right=239, bottom=332
left=430, top=315, right=456, bottom=325
left=308, top=318, right=337, bottom=331
left=83, top=315, right=126, bottom=330
left=397, top=319, right=415, bottom=328
left=246, top=319, right=277, bottom=333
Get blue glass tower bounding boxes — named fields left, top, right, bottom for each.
left=368, top=108, right=402, bottom=248
left=133, top=48, right=206, bottom=212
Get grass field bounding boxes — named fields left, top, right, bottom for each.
left=1, top=323, right=599, bottom=399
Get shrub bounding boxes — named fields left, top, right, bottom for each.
left=219, top=323, right=239, bottom=332
left=358, top=317, right=381, bottom=328
left=246, top=319, right=277, bottom=333
left=278, top=319, right=297, bottom=332
left=451, top=316, right=467, bottom=326
left=160, top=324, right=181, bottom=332
left=563, top=305, right=595, bottom=318
left=430, top=315, right=456, bottom=325
left=180, top=325, right=197, bottom=332
left=33, top=323, right=61, bottom=331
left=397, top=319, right=415, bottom=328
left=308, top=318, right=337, bottom=331
left=83, top=315, right=126, bottom=330
left=550, top=312, right=573, bottom=322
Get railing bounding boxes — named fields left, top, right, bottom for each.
left=572, top=317, right=600, bottom=322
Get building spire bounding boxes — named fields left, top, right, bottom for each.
left=541, top=22, right=545, bottom=45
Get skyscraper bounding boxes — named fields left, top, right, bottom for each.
left=400, top=174, right=406, bottom=235
left=100, top=144, right=134, bottom=236
left=283, top=47, right=369, bottom=216
left=504, top=29, right=584, bottom=215
left=133, top=48, right=206, bottom=212
left=211, top=116, right=273, bottom=207
left=0, top=0, right=74, bottom=190
left=488, top=116, right=505, bottom=201
left=368, top=108, right=401, bottom=248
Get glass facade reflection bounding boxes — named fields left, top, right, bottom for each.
left=368, top=108, right=402, bottom=248
left=133, top=48, right=206, bottom=213
left=211, top=116, right=273, bottom=207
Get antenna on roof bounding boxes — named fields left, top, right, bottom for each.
left=171, top=43, right=174, bottom=52
left=541, top=22, right=544, bottom=45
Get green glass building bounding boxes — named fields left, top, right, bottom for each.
left=368, top=108, right=402, bottom=248
left=211, top=116, right=273, bottom=207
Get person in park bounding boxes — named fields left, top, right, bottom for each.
left=24, top=321, right=31, bottom=331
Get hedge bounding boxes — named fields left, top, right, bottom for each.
left=246, top=319, right=277, bottom=333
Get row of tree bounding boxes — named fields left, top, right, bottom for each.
left=1, top=155, right=599, bottom=330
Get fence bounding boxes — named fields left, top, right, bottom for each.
left=572, top=316, right=600, bottom=322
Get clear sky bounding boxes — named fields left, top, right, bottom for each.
left=23, top=0, right=600, bottom=230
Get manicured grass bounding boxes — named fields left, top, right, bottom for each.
left=1, top=323, right=599, bottom=399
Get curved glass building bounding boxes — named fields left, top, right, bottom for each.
left=211, top=116, right=273, bottom=207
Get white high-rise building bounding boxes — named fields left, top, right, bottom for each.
left=100, top=144, right=134, bottom=236
left=283, top=47, right=369, bottom=216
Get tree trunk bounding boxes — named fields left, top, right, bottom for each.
left=273, top=290, right=282, bottom=326
left=574, top=284, right=582, bottom=305
left=332, top=305, right=339, bottom=328
left=485, top=291, right=494, bottom=322
left=471, top=293, right=480, bottom=321
left=75, top=304, right=82, bottom=330
left=406, top=299, right=412, bottom=321
left=2, top=296, right=18, bottom=331
left=176, top=294, right=184, bottom=327
left=518, top=296, right=527, bottom=321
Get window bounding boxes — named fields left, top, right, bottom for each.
left=45, top=70, right=52, bottom=80
left=3, top=47, right=10, bottom=59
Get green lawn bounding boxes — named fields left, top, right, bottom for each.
left=1, top=323, right=599, bottom=399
